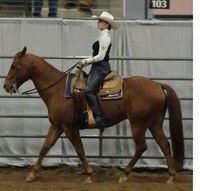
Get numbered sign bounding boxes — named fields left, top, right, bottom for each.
left=149, top=0, right=170, bottom=9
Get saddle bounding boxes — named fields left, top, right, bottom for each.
left=65, top=69, right=123, bottom=99
left=65, top=70, right=123, bottom=129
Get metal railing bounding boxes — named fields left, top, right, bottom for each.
left=0, top=56, right=193, bottom=162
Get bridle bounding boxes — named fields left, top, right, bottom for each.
left=9, top=76, right=18, bottom=94
left=6, top=67, right=19, bottom=94
left=11, top=62, right=79, bottom=95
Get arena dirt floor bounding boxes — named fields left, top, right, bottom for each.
left=0, top=165, right=192, bottom=191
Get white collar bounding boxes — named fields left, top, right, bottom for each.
left=99, top=29, right=109, bottom=35
left=96, top=29, right=110, bottom=41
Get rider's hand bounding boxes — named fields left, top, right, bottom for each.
left=76, top=60, right=84, bottom=69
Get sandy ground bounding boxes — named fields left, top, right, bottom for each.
left=0, top=165, right=192, bottom=191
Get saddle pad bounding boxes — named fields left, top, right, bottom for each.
left=101, top=89, right=123, bottom=100
left=65, top=73, right=75, bottom=97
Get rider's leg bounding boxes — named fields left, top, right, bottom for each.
left=84, top=72, right=105, bottom=132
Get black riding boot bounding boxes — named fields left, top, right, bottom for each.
left=85, top=92, right=105, bottom=132
left=84, top=73, right=105, bottom=132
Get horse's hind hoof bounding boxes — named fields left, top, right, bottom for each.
left=25, top=173, right=37, bottom=183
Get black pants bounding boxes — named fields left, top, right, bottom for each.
left=84, top=61, right=110, bottom=129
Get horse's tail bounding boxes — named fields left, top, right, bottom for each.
left=161, top=83, right=184, bottom=171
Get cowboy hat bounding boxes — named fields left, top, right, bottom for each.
left=97, top=11, right=118, bottom=30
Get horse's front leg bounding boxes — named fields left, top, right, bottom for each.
left=26, top=124, right=63, bottom=182
left=65, top=127, right=93, bottom=183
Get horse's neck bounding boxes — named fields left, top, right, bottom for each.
left=30, top=54, right=64, bottom=103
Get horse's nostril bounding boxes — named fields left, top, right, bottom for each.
left=3, top=84, right=7, bottom=89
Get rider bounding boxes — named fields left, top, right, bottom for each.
left=77, top=11, right=118, bottom=132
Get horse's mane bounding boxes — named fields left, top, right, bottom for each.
left=27, top=53, right=63, bottom=74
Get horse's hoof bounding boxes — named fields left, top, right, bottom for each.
left=166, top=176, right=174, bottom=184
left=25, top=173, right=37, bottom=183
left=84, top=176, right=92, bottom=183
left=119, top=175, right=128, bottom=183
left=87, top=167, right=94, bottom=175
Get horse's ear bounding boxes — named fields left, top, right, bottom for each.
left=20, top=46, right=27, bottom=57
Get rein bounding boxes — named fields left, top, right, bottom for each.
left=22, top=62, right=79, bottom=95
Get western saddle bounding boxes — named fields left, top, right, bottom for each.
left=70, top=69, right=122, bottom=97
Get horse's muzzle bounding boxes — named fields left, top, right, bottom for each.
left=3, top=82, right=18, bottom=94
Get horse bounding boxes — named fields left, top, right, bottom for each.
left=3, top=47, right=184, bottom=184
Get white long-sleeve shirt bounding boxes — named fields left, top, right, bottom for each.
left=83, top=29, right=111, bottom=66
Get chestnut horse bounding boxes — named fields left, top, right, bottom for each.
left=3, top=47, right=184, bottom=183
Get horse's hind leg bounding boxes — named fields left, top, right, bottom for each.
left=149, top=126, right=176, bottom=183
left=25, top=124, right=63, bottom=182
left=119, top=123, right=147, bottom=183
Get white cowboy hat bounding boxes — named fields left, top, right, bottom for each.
left=97, top=11, right=118, bottom=30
